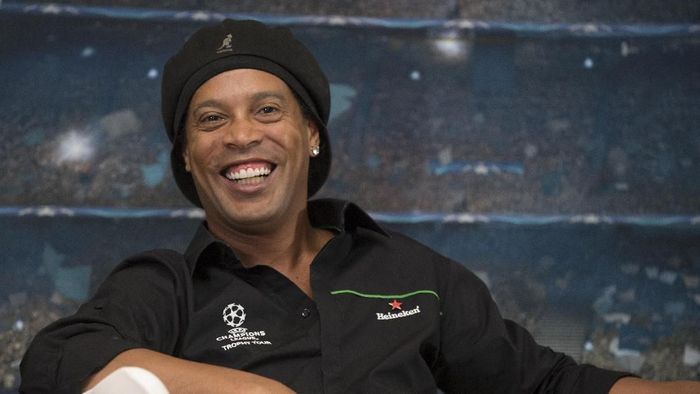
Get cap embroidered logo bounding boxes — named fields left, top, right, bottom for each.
left=216, top=33, right=233, bottom=53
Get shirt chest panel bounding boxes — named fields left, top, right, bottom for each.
left=179, top=264, right=320, bottom=373
left=310, top=242, right=444, bottom=392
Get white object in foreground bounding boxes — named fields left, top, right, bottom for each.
left=83, top=366, right=169, bottom=394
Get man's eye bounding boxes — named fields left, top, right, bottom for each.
left=259, top=106, right=278, bottom=115
left=203, top=114, right=222, bottom=122
left=194, top=114, right=226, bottom=130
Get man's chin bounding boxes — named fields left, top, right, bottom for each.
left=214, top=206, right=281, bottom=233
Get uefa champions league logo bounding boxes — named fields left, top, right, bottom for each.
left=217, top=302, right=271, bottom=350
left=223, top=303, right=246, bottom=331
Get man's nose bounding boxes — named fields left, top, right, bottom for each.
left=222, top=118, right=262, bottom=149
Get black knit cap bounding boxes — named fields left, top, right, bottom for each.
left=161, top=19, right=331, bottom=207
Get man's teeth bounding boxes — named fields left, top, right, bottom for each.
left=226, top=167, right=271, bottom=181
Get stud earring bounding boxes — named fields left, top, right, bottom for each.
left=310, top=145, right=320, bottom=157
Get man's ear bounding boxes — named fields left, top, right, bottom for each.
left=307, top=119, right=320, bottom=147
left=182, top=146, right=191, bottom=172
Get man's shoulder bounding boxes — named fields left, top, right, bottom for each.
left=354, top=226, right=459, bottom=269
left=355, top=225, right=486, bottom=283
left=357, top=226, right=441, bottom=254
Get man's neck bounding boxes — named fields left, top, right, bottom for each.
left=207, top=209, right=333, bottom=297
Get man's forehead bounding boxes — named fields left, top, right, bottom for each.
left=198, top=68, right=291, bottom=88
left=189, top=69, right=296, bottom=105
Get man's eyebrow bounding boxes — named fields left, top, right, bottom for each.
left=190, top=99, right=225, bottom=113
left=190, top=91, right=289, bottom=113
left=251, top=91, right=288, bottom=103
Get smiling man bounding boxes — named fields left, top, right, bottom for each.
left=20, top=19, right=699, bottom=394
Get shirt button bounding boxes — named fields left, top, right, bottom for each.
left=301, top=308, right=311, bottom=318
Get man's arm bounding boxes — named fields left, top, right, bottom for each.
left=20, top=250, right=289, bottom=393
left=84, top=348, right=294, bottom=394
left=610, top=377, right=700, bottom=394
left=433, top=260, right=634, bottom=393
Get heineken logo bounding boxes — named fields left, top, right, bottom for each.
left=376, top=305, right=421, bottom=320
left=329, top=289, right=437, bottom=322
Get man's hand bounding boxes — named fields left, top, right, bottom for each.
left=83, top=348, right=295, bottom=394
left=610, top=377, right=700, bottom=394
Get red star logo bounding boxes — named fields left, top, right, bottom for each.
left=388, top=300, right=403, bottom=310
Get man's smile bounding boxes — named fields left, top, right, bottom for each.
left=221, top=161, right=276, bottom=185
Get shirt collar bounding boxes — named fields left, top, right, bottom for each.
left=184, top=198, right=388, bottom=275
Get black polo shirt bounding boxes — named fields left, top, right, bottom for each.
left=20, top=199, right=631, bottom=393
